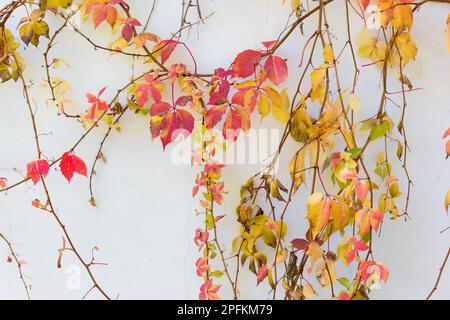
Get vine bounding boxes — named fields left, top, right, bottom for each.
left=0, top=0, right=448, bottom=300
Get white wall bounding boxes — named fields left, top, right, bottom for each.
left=0, top=0, right=449, bottom=300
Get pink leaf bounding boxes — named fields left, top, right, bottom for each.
left=355, top=179, right=369, bottom=202
left=442, top=128, right=450, bottom=139
left=256, top=265, right=268, bottom=285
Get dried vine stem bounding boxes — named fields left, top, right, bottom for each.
left=0, top=233, right=31, bottom=299
left=426, top=248, right=450, bottom=300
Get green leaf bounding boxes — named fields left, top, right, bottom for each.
left=337, top=277, right=351, bottom=288
left=212, top=270, right=224, bottom=278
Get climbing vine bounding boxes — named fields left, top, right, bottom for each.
left=0, top=0, right=449, bottom=300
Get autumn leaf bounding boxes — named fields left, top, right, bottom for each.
left=199, top=280, right=221, bottom=300
left=154, top=40, right=180, bottom=65
left=445, top=190, right=450, bottom=213
left=59, top=152, right=87, bottom=183
left=360, top=0, right=370, bottom=11
left=47, top=0, right=73, bottom=9
left=222, top=109, right=240, bottom=141
left=307, top=193, right=331, bottom=238
left=348, top=93, right=361, bottom=115
left=306, top=241, right=323, bottom=273
left=159, top=109, right=194, bottom=149
left=446, top=140, right=450, bottom=159
left=196, top=257, right=208, bottom=277
left=257, top=92, right=270, bottom=119
left=136, top=73, right=163, bottom=107
left=26, top=159, right=50, bottom=185
left=205, top=105, right=227, bottom=129
left=391, top=1, right=413, bottom=31
left=289, top=148, right=306, bottom=193
left=446, top=14, right=450, bottom=53
left=121, top=18, right=141, bottom=42
left=355, top=208, right=383, bottom=236
left=291, top=238, right=308, bottom=251
left=323, top=45, right=334, bottom=64
left=290, top=106, right=312, bottom=143
left=0, top=177, right=7, bottom=189
left=86, top=87, right=109, bottom=120
left=232, top=50, right=262, bottom=78
left=263, top=86, right=289, bottom=122
left=264, top=55, right=288, bottom=85
left=355, top=179, right=369, bottom=202
left=316, top=258, right=336, bottom=287
left=256, top=264, right=268, bottom=285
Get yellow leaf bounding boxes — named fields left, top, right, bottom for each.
left=307, top=192, right=329, bottom=238
left=257, top=92, right=270, bottom=119
left=291, top=0, right=300, bottom=11
left=348, top=93, right=361, bottom=115
left=330, top=196, right=349, bottom=235
left=392, top=2, right=413, bottom=31
left=310, top=64, right=327, bottom=89
left=271, top=88, right=290, bottom=122
left=446, top=14, right=450, bottom=53
left=289, top=148, right=306, bottom=193
left=315, top=258, right=336, bottom=287
left=306, top=241, right=323, bottom=273
left=302, top=283, right=317, bottom=299
left=310, top=64, right=328, bottom=102
left=393, top=32, right=417, bottom=67
left=290, top=106, right=312, bottom=142
left=323, top=45, right=334, bottom=64
left=445, top=190, right=450, bottom=213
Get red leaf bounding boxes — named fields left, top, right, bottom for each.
left=262, top=40, right=277, bottom=50
left=124, top=17, right=141, bottom=26
left=264, top=55, right=288, bottom=85
left=291, top=238, right=308, bottom=251
left=443, top=128, right=450, bottom=139
left=175, top=95, right=192, bottom=107
left=59, top=152, right=87, bottom=183
left=150, top=101, right=171, bottom=116
left=0, top=177, right=7, bottom=189
left=446, top=140, right=450, bottom=159
left=205, top=105, right=227, bottom=129
left=222, top=108, right=242, bottom=141
left=232, top=50, right=262, bottom=78
left=360, top=0, right=371, bottom=11
left=159, top=40, right=180, bottom=65
left=26, top=159, right=50, bottom=185
left=7, top=256, right=12, bottom=263
left=256, top=265, right=268, bottom=285
left=208, top=80, right=230, bottom=105
left=159, top=109, right=194, bottom=149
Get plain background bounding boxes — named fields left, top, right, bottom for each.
left=0, top=0, right=449, bottom=299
